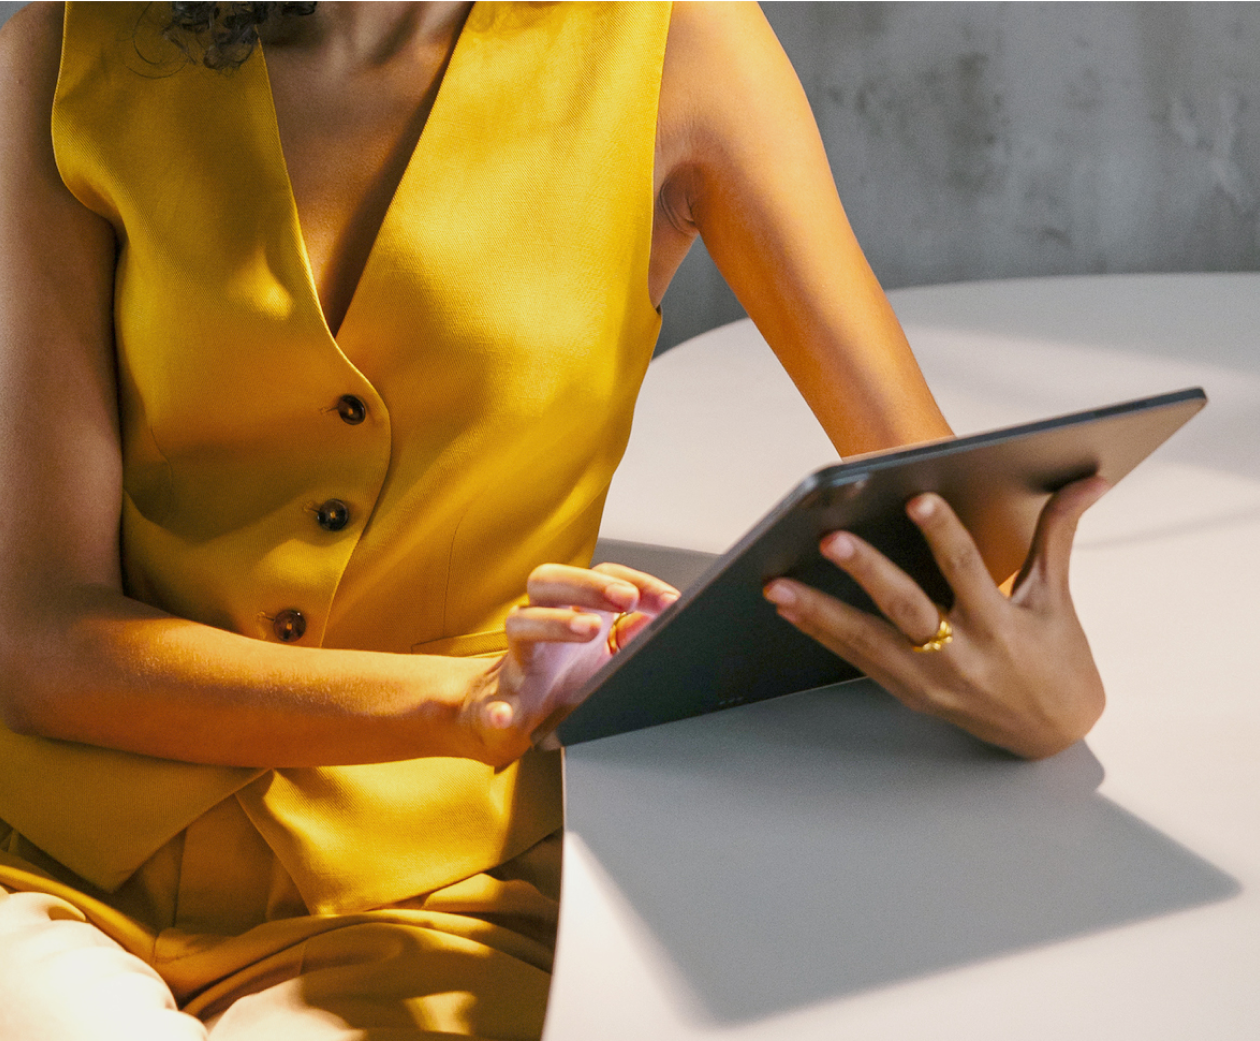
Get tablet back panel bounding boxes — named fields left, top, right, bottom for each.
left=556, top=388, right=1206, bottom=746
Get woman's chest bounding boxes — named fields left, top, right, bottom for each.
left=264, top=43, right=452, bottom=335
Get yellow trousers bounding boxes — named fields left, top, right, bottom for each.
left=0, top=797, right=559, bottom=1039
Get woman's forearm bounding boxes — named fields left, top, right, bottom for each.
left=0, top=583, right=488, bottom=768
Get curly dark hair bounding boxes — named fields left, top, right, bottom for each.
left=163, top=2, right=317, bottom=71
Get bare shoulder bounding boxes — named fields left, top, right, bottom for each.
left=0, top=0, right=63, bottom=46
left=0, top=3, right=104, bottom=282
left=0, top=2, right=64, bottom=84
left=0, top=2, right=65, bottom=146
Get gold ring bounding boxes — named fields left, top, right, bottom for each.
left=911, top=608, right=953, bottom=653
left=606, top=612, right=630, bottom=654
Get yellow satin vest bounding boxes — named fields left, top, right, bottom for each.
left=0, top=2, right=667, bottom=915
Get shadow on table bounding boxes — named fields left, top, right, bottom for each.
left=564, top=681, right=1239, bottom=1025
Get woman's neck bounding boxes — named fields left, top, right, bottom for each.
left=261, top=2, right=473, bottom=70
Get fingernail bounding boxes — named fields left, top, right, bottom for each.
left=661, top=591, right=680, bottom=606
left=606, top=582, right=639, bottom=610
left=823, top=533, right=856, bottom=560
left=764, top=580, right=796, bottom=606
left=485, top=702, right=514, bottom=730
left=569, top=613, right=601, bottom=636
left=909, top=495, right=937, bottom=520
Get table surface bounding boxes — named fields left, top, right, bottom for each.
left=547, top=274, right=1260, bottom=1040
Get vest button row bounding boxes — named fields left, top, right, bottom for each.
left=337, top=394, right=367, bottom=425
left=315, top=498, right=350, bottom=532
left=273, top=609, right=307, bottom=643
left=272, top=397, right=367, bottom=644
left=282, top=394, right=364, bottom=642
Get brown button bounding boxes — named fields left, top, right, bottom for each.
left=273, top=609, right=306, bottom=642
left=315, top=499, right=350, bottom=532
left=336, top=395, right=367, bottom=425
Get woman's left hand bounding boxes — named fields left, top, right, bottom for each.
left=763, top=476, right=1110, bottom=759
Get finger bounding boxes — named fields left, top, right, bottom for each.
left=763, top=577, right=929, bottom=704
left=608, top=610, right=653, bottom=651
left=505, top=606, right=604, bottom=645
left=1016, top=475, right=1110, bottom=599
left=474, top=667, right=520, bottom=734
left=905, top=493, right=1005, bottom=613
left=819, top=530, right=943, bottom=646
left=477, top=662, right=538, bottom=750
left=483, top=698, right=517, bottom=731
left=592, top=562, right=682, bottom=614
left=526, top=563, right=641, bottom=612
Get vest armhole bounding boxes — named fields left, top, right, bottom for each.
left=52, top=2, right=124, bottom=229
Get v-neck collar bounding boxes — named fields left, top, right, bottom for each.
left=254, top=4, right=477, bottom=343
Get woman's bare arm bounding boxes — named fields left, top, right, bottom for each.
left=652, top=3, right=1104, bottom=758
left=653, top=1, right=953, bottom=456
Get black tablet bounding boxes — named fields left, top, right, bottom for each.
left=553, top=387, right=1206, bottom=747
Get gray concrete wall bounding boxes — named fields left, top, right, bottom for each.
left=661, top=2, right=1260, bottom=351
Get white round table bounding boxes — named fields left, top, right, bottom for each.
left=551, top=274, right=1260, bottom=1040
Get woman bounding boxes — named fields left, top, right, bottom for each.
left=0, top=2, right=1106, bottom=1038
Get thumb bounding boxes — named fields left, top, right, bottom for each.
left=480, top=656, right=523, bottom=733
left=483, top=697, right=517, bottom=731
left=1015, top=475, right=1109, bottom=600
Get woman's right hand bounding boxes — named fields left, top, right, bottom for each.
left=462, top=563, right=679, bottom=766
